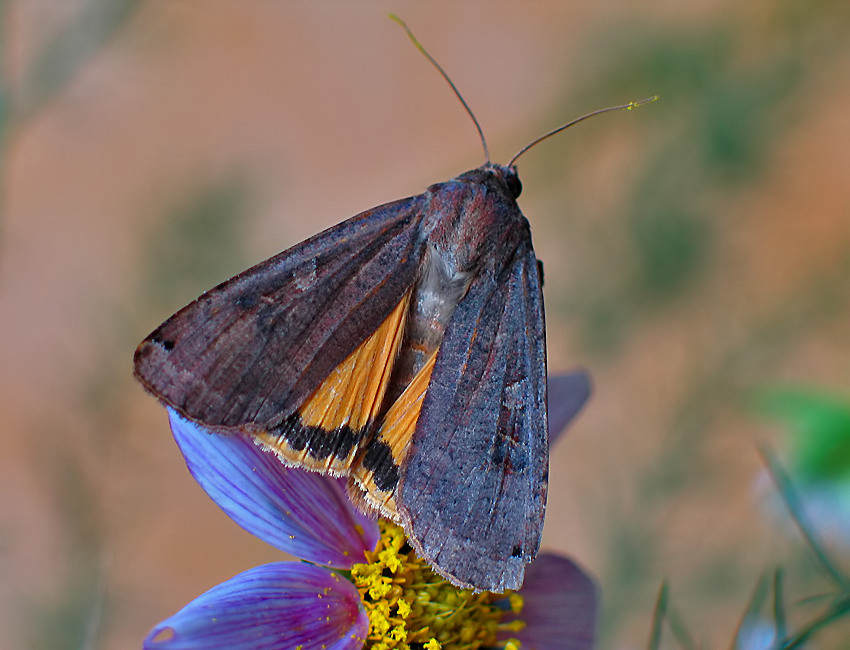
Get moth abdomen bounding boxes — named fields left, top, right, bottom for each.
left=385, top=244, right=473, bottom=405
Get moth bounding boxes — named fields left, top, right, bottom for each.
left=135, top=18, right=649, bottom=592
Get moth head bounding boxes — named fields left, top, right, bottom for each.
left=454, top=163, right=522, bottom=201
left=497, top=164, right=522, bottom=200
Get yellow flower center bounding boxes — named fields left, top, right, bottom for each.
left=350, top=521, right=525, bottom=650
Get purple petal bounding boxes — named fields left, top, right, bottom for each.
left=548, top=371, right=592, bottom=446
left=504, top=553, right=598, bottom=650
left=144, top=562, right=368, bottom=650
left=168, top=409, right=379, bottom=568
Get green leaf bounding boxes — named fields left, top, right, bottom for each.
left=755, top=386, right=850, bottom=484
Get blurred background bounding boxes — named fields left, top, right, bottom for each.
left=1, top=1, right=849, bottom=648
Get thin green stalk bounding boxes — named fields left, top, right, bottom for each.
left=759, top=447, right=848, bottom=590
left=782, top=594, right=850, bottom=649
left=647, top=582, right=668, bottom=650
left=773, top=568, right=786, bottom=644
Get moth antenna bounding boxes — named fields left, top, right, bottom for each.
left=390, top=14, right=490, bottom=163
left=507, top=95, right=659, bottom=167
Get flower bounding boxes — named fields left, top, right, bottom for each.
left=144, top=373, right=597, bottom=650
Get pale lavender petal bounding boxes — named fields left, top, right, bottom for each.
left=735, top=616, right=777, bottom=650
left=144, top=562, right=368, bottom=650
left=504, top=553, right=598, bottom=650
left=548, top=371, right=592, bottom=446
left=168, top=409, right=379, bottom=568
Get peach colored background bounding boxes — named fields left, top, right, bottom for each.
left=2, top=2, right=849, bottom=648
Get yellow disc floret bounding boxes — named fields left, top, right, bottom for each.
left=350, top=521, right=525, bottom=650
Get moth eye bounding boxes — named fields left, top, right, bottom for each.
left=505, top=170, right=522, bottom=199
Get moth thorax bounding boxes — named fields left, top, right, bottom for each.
left=384, top=245, right=473, bottom=406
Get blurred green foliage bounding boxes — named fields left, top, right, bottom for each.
left=26, top=444, right=107, bottom=650
left=0, top=0, right=142, bottom=247
left=533, top=1, right=850, bottom=646
left=142, top=179, right=254, bottom=311
left=0, top=4, right=257, bottom=648
left=0, top=5, right=148, bottom=648
left=17, top=0, right=142, bottom=116
left=756, top=387, right=850, bottom=484
left=542, top=17, right=808, bottom=353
